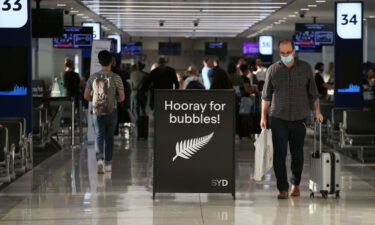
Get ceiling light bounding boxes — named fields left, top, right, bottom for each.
left=105, top=17, right=264, bottom=20
left=83, top=16, right=89, bottom=19
left=316, top=0, right=326, bottom=3
left=77, top=14, right=85, bottom=16
left=300, top=8, right=310, bottom=11
left=88, top=5, right=282, bottom=9
left=283, top=17, right=287, bottom=19
left=288, top=14, right=297, bottom=17
left=308, top=5, right=317, bottom=7
left=82, top=1, right=288, bottom=5
left=71, top=10, right=79, bottom=13
left=294, top=11, right=298, bottom=14
left=96, top=9, right=275, bottom=13
left=57, top=4, right=66, bottom=7
left=369, top=16, right=375, bottom=18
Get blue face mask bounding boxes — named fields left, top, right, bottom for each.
left=280, top=54, right=294, bottom=63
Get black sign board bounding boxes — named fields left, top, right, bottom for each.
left=153, top=90, right=235, bottom=198
left=334, top=2, right=364, bottom=108
left=0, top=0, right=33, bottom=132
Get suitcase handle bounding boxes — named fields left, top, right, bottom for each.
left=313, top=122, right=322, bottom=157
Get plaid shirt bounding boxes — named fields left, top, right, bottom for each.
left=262, top=60, right=320, bottom=121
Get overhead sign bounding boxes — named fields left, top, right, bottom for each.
left=153, top=90, right=235, bottom=198
left=336, top=2, right=362, bottom=39
left=82, top=22, right=101, bottom=40
left=107, top=34, right=121, bottom=53
left=0, top=0, right=28, bottom=28
left=259, top=35, right=272, bottom=55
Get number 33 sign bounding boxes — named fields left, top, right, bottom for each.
left=0, top=0, right=28, bottom=28
left=336, top=2, right=362, bottom=39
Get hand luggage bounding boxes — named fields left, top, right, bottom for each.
left=309, top=122, right=341, bottom=199
left=253, top=129, right=273, bottom=181
left=137, top=115, right=149, bottom=140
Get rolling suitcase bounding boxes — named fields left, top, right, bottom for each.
left=137, top=115, right=149, bottom=140
left=309, top=122, right=341, bottom=199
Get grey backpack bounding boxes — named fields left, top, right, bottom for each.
left=92, top=74, right=115, bottom=114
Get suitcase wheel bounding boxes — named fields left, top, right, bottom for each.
left=335, top=191, right=340, bottom=199
left=322, top=192, right=328, bottom=199
left=310, top=192, right=314, bottom=199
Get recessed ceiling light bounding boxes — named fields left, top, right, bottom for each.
left=301, top=8, right=310, bottom=11
left=316, top=0, right=326, bottom=3
left=57, top=4, right=66, bottom=7
left=294, top=11, right=299, bottom=14
left=308, top=5, right=317, bottom=7
left=369, top=16, right=375, bottom=18
left=71, top=10, right=79, bottom=13
left=288, top=14, right=297, bottom=17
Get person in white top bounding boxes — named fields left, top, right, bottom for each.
left=253, top=58, right=267, bottom=82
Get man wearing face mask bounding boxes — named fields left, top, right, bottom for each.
left=260, top=39, right=323, bottom=199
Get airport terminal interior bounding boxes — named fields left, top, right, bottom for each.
left=1, top=0, right=375, bottom=224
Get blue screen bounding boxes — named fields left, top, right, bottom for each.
left=0, top=47, right=28, bottom=96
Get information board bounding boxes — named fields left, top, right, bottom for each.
left=153, top=90, right=235, bottom=198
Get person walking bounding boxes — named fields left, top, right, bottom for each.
left=84, top=50, right=125, bottom=174
left=260, top=39, right=323, bottom=199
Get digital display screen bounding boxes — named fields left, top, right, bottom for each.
left=336, top=53, right=362, bottom=93
left=53, top=27, right=93, bottom=48
left=294, top=23, right=334, bottom=52
left=122, top=42, right=143, bottom=55
left=82, top=22, right=101, bottom=40
left=158, top=42, right=181, bottom=56
left=205, top=42, right=228, bottom=56
left=0, top=47, right=28, bottom=95
left=243, top=42, right=259, bottom=55
left=107, top=34, right=121, bottom=53
left=32, top=9, right=64, bottom=38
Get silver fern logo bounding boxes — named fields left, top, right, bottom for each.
left=172, top=132, right=214, bottom=162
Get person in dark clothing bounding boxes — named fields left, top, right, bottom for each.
left=149, top=57, right=179, bottom=89
left=62, top=58, right=80, bottom=97
left=239, top=64, right=252, bottom=96
left=314, top=62, right=333, bottom=99
left=212, top=58, right=221, bottom=74
left=261, top=39, right=322, bottom=200
left=149, top=57, right=179, bottom=109
left=210, top=69, right=233, bottom=89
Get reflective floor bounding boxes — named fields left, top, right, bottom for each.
left=0, top=132, right=375, bottom=225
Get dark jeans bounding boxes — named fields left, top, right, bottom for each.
left=271, top=117, right=306, bottom=191
left=92, top=112, right=118, bottom=163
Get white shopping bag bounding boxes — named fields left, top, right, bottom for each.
left=254, top=129, right=274, bottom=181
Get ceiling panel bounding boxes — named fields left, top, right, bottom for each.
left=32, top=0, right=375, bottom=38
left=78, top=0, right=293, bottom=37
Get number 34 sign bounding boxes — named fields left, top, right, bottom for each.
left=0, top=0, right=28, bottom=28
left=336, top=2, right=362, bottom=39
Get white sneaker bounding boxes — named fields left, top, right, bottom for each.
left=105, top=164, right=112, bottom=172
left=97, top=159, right=105, bottom=174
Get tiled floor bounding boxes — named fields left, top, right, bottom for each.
left=0, top=133, right=375, bottom=225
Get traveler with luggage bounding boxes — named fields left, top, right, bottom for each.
left=260, top=39, right=323, bottom=199
left=84, top=50, right=125, bottom=174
